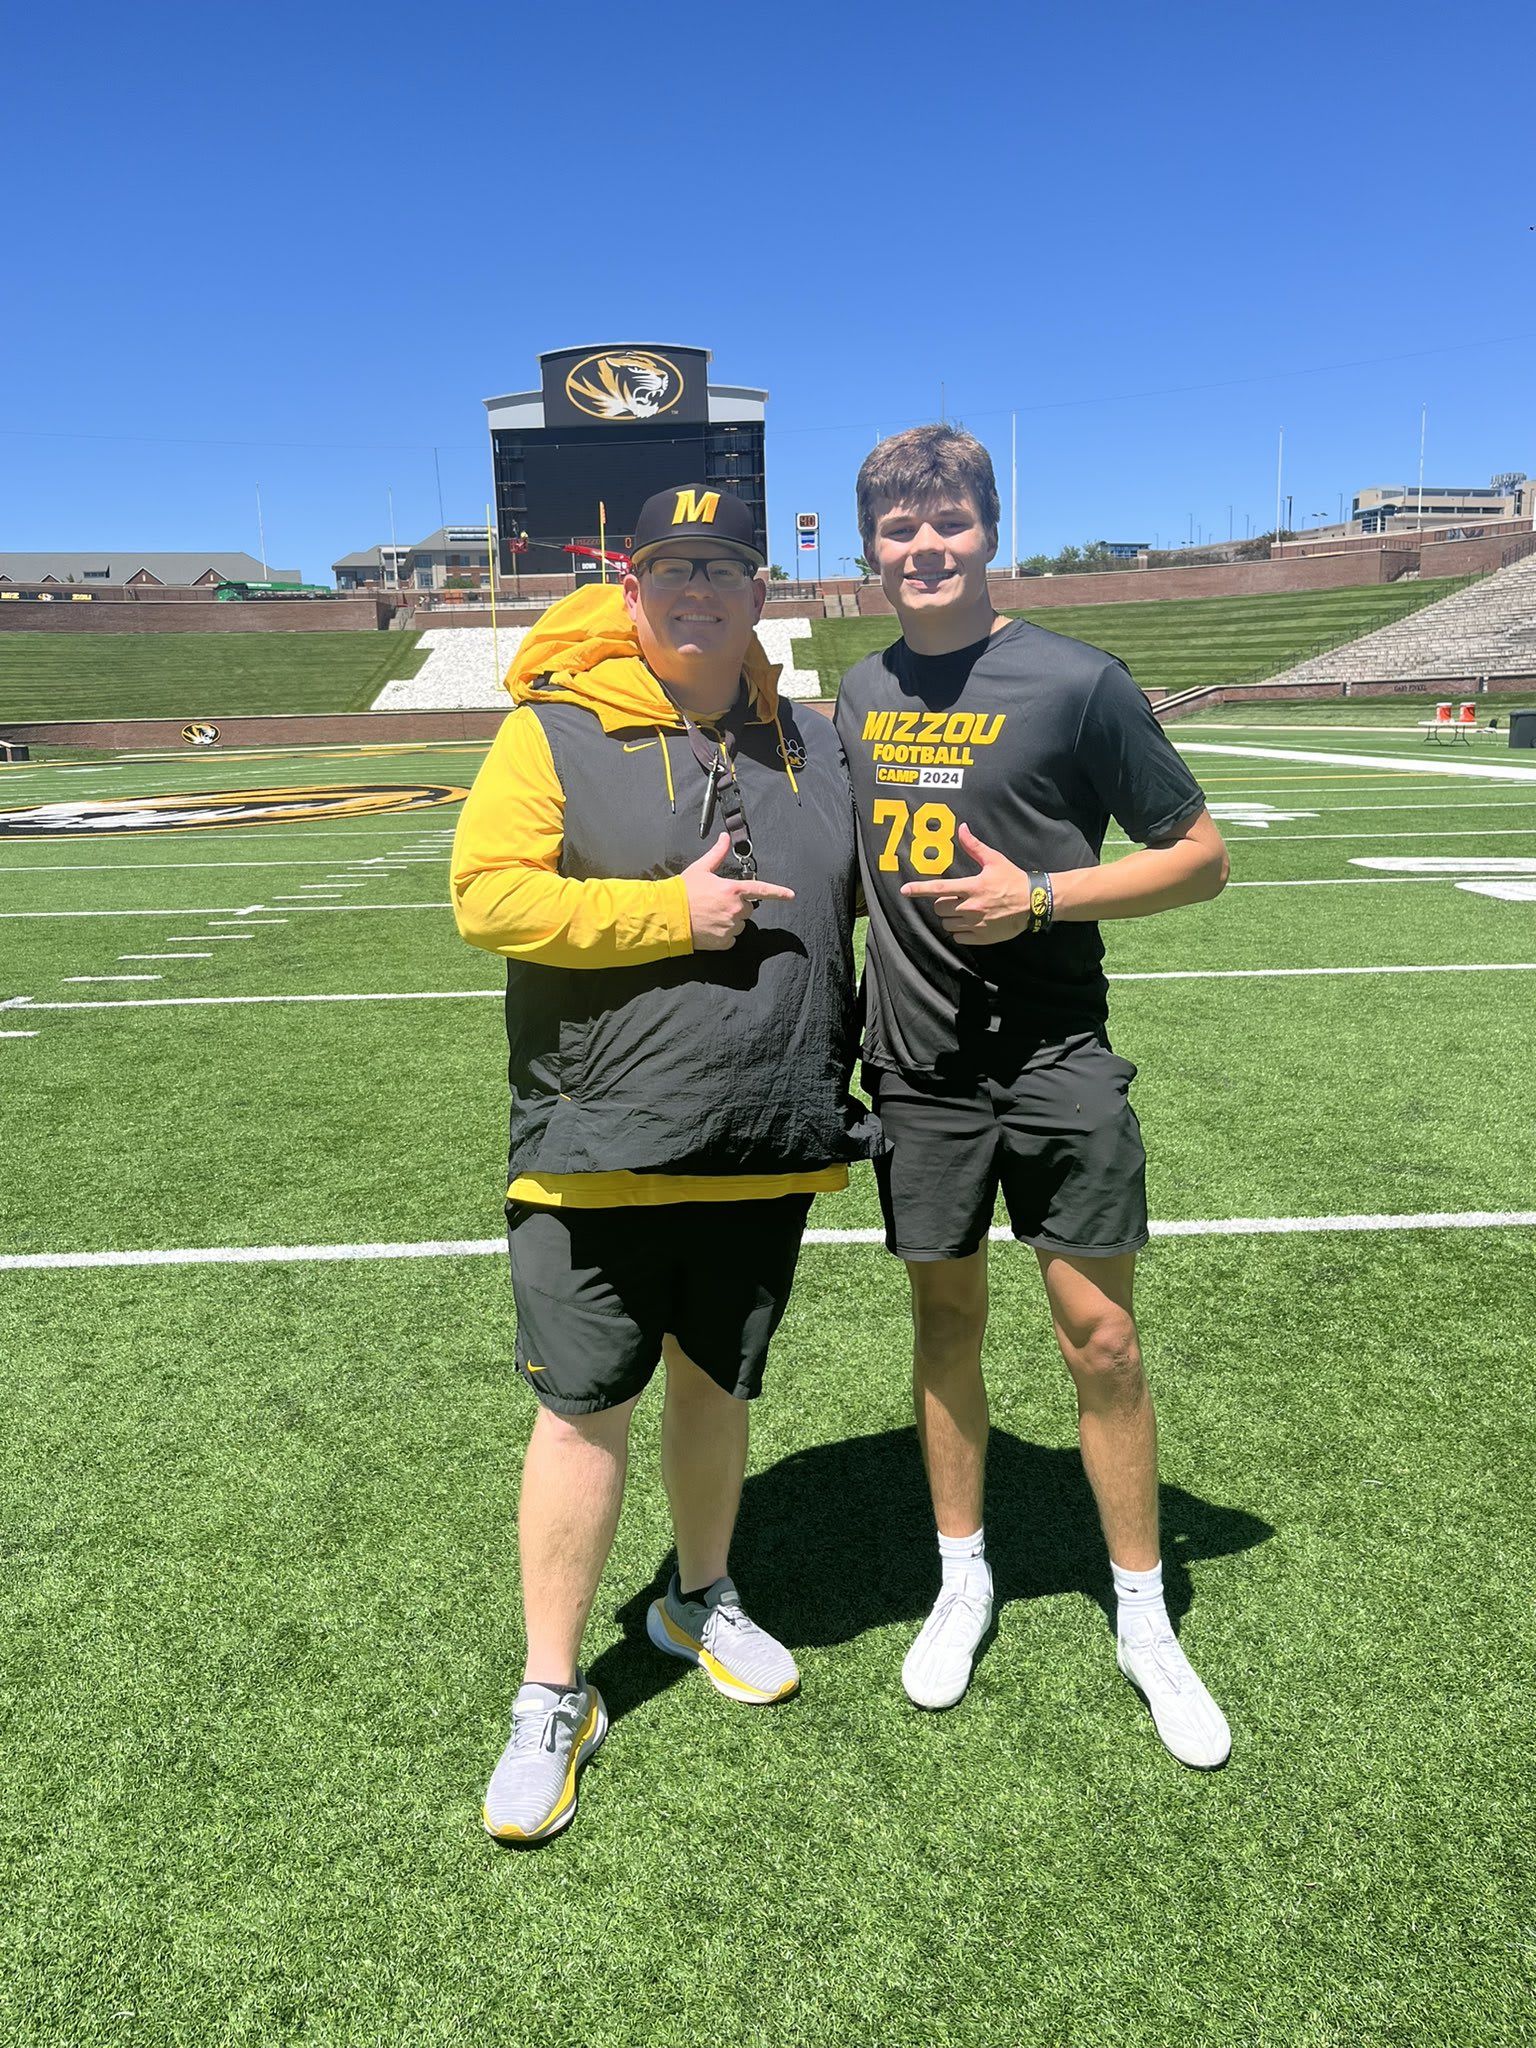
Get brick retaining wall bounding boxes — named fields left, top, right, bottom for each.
left=1275, top=519, right=1530, bottom=560
left=851, top=553, right=1410, bottom=614
left=1154, top=672, right=1536, bottom=721
left=406, top=596, right=828, bottom=625
left=1417, top=532, right=1536, bottom=578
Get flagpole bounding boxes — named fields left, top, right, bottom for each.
left=1010, top=413, right=1018, bottom=577
left=486, top=504, right=500, bottom=691
left=599, top=501, right=608, bottom=583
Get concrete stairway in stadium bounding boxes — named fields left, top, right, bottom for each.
left=1261, top=549, right=1536, bottom=689
left=372, top=622, right=822, bottom=709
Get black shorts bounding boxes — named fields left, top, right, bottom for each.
left=506, top=1195, right=814, bottom=1415
left=869, top=1031, right=1148, bottom=1262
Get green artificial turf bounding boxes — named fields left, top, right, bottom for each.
left=803, top=579, right=1470, bottom=696
left=1, top=729, right=1534, bottom=2044
left=0, top=632, right=428, bottom=723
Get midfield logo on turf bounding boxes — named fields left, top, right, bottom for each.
left=0, top=783, right=468, bottom=837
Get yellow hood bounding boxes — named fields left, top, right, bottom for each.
left=503, top=584, right=781, bottom=734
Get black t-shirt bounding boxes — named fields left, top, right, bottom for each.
left=834, top=617, right=1206, bottom=1075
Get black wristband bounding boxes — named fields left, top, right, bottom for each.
left=1023, top=870, right=1053, bottom=935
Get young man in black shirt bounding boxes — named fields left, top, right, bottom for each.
left=835, top=426, right=1232, bottom=1767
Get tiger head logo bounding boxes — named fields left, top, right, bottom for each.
left=565, top=351, right=681, bottom=421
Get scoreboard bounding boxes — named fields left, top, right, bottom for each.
left=487, top=345, right=767, bottom=580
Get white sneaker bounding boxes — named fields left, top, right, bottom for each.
left=1116, top=1614, right=1231, bottom=1768
left=902, top=1569, right=994, bottom=1710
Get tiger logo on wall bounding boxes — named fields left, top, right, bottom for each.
left=182, top=723, right=220, bottom=746
left=564, top=351, right=682, bottom=421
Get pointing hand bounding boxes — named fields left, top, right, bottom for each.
left=900, top=822, right=1039, bottom=944
left=683, top=832, right=795, bottom=951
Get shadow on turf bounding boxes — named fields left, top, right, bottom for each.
left=590, top=1427, right=1272, bottom=1726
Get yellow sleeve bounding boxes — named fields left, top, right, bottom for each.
left=451, top=707, right=694, bottom=967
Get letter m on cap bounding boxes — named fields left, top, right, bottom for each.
left=672, top=490, right=720, bottom=525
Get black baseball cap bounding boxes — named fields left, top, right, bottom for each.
left=629, top=485, right=763, bottom=568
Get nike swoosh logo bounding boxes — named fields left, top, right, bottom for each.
left=622, top=740, right=659, bottom=752
left=524, top=1362, right=546, bottom=1373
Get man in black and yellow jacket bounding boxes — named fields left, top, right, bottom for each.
left=452, top=486, right=877, bottom=1843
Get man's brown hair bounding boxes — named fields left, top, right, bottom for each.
left=855, top=424, right=1001, bottom=558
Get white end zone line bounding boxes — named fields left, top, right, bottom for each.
left=5, top=1209, right=1534, bottom=1270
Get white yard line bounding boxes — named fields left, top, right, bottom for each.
left=4, top=1208, right=1532, bottom=1271
left=1295, top=798, right=1536, bottom=815
left=1171, top=733, right=1482, bottom=741
left=63, top=975, right=162, bottom=983
left=164, top=934, right=257, bottom=941
left=0, top=903, right=448, bottom=920
left=1213, top=828, right=1536, bottom=845
left=1191, top=778, right=1520, bottom=797
left=0, top=859, right=408, bottom=875
left=0, top=828, right=457, bottom=850
left=5, top=989, right=501, bottom=1012
left=1113, top=962, right=1536, bottom=982
left=9, top=958, right=1535, bottom=1015
left=0, top=1031, right=39, bottom=1040
left=1226, top=876, right=1460, bottom=888
left=1178, top=741, right=1536, bottom=783
left=1142, top=1211, right=1536, bottom=1238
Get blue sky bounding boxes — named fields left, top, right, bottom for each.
left=5, top=1, right=1532, bottom=579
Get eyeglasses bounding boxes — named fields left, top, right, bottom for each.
left=641, top=555, right=758, bottom=592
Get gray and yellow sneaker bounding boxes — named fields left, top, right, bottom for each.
left=646, top=1574, right=799, bottom=1704
left=482, top=1674, right=608, bottom=1843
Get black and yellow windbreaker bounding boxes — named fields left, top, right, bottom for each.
left=451, top=585, right=879, bottom=1207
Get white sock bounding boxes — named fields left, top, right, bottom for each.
left=1111, top=1558, right=1168, bottom=1637
left=938, top=1526, right=989, bottom=1593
